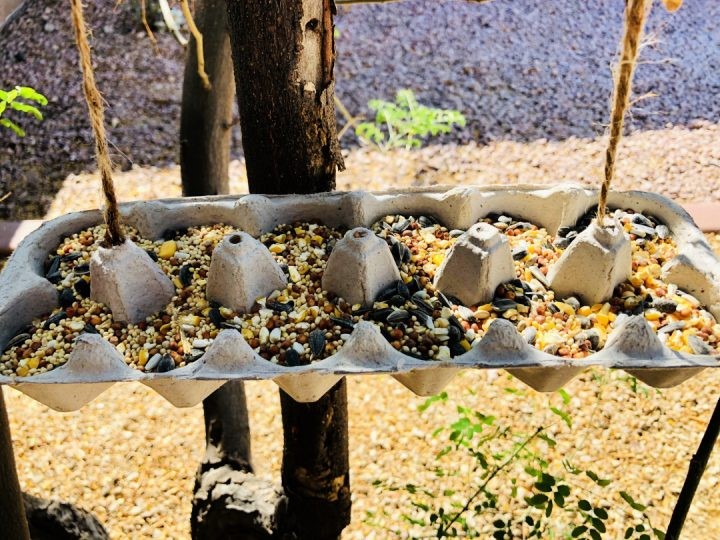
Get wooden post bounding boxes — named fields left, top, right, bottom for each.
left=0, top=387, right=30, bottom=540
left=666, top=397, right=720, bottom=539
left=225, top=0, right=351, bottom=537
left=180, top=0, right=235, bottom=196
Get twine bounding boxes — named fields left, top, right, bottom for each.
left=596, top=0, right=651, bottom=224
left=180, top=0, right=212, bottom=91
left=70, top=0, right=125, bottom=246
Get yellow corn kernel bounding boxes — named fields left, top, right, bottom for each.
left=173, top=277, right=183, bottom=289
left=600, top=303, right=611, bottom=315
left=578, top=306, right=592, bottom=317
left=138, top=349, right=149, bottom=367
left=629, top=275, right=644, bottom=288
left=158, top=240, right=177, bottom=260
left=596, top=314, right=610, bottom=326
left=555, top=302, right=575, bottom=316
left=608, top=312, right=617, bottom=322
left=590, top=304, right=603, bottom=313
left=241, top=328, right=254, bottom=341
left=294, top=227, right=305, bottom=236
left=431, top=253, right=445, bottom=266
left=644, top=309, right=662, bottom=321
left=288, top=266, right=301, bottom=283
left=180, top=315, right=201, bottom=326
left=273, top=234, right=286, bottom=243
left=269, top=243, right=285, bottom=254
left=27, top=356, right=40, bottom=369
left=312, top=235, right=324, bottom=245
left=459, top=339, right=471, bottom=352
left=16, top=365, right=29, bottom=377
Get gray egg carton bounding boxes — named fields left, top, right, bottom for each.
left=0, top=185, right=718, bottom=411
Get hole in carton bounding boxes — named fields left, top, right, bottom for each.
left=353, top=229, right=368, bottom=238
left=229, top=234, right=242, bottom=244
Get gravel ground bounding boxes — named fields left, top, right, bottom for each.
left=2, top=0, right=720, bottom=218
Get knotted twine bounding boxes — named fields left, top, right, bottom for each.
left=596, top=0, right=651, bottom=224
left=70, top=0, right=125, bottom=246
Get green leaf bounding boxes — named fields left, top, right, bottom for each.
left=418, top=391, right=448, bottom=412
left=545, top=500, right=553, bottom=517
left=558, top=388, right=571, bottom=404
left=557, top=484, right=571, bottom=497
left=0, top=118, right=25, bottom=137
left=639, top=535, right=651, bottom=540
left=591, top=517, right=606, bottom=533
left=525, top=494, right=549, bottom=508
left=589, top=529, right=601, bottom=540
left=563, top=459, right=583, bottom=475
left=586, top=470, right=612, bottom=487
left=625, top=526, right=635, bottom=539
left=620, top=491, right=647, bottom=511
left=550, top=407, right=572, bottom=428
left=9, top=100, right=43, bottom=120
left=493, top=519, right=505, bottom=529
left=594, top=507, right=608, bottom=520
left=15, top=86, right=48, bottom=105
left=554, top=491, right=566, bottom=508
left=578, top=499, right=592, bottom=512
left=653, top=528, right=666, bottom=540
left=571, top=526, right=588, bottom=537
left=538, top=433, right=557, bottom=447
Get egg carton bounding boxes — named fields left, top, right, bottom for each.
left=0, top=184, right=718, bottom=412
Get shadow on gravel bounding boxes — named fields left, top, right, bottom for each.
left=1, top=0, right=718, bottom=220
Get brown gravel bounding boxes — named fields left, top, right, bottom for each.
left=43, top=123, right=720, bottom=219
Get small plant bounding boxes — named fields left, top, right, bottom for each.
left=0, top=86, right=48, bottom=137
left=367, top=383, right=665, bottom=539
left=355, top=89, right=466, bottom=150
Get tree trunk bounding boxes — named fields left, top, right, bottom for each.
left=180, top=0, right=235, bottom=196
left=0, top=387, right=31, bottom=540
left=225, top=1, right=351, bottom=538
left=278, top=381, right=351, bottom=539
left=23, top=492, right=109, bottom=540
left=191, top=382, right=284, bottom=539
left=225, top=0, right=345, bottom=194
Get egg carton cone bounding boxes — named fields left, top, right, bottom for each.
left=0, top=185, right=718, bottom=411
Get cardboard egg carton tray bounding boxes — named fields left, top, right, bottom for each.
left=1, top=185, right=718, bottom=412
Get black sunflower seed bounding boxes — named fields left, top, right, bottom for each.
left=284, top=348, right=302, bottom=367
left=267, top=300, right=294, bottom=313
left=74, top=279, right=90, bottom=298
left=411, top=309, right=433, bottom=329
left=145, top=249, right=158, bottom=261
left=330, top=316, right=355, bottom=330
left=74, top=263, right=90, bottom=275
left=179, top=264, right=193, bottom=287
left=156, top=354, right=176, bottom=372
left=83, top=324, right=99, bottom=335
left=209, top=308, right=224, bottom=327
left=370, top=308, right=393, bottom=323
left=60, top=252, right=83, bottom=262
left=3, top=333, right=31, bottom=352
left=309, top=329, right=326, bottom=357
left=45, top=256, right=62, bottom=282
left=43, top=311, right=67, bottom=330
left=387, top=309, right=410, bottom=324
left=59, top=288, right=75, bottom=308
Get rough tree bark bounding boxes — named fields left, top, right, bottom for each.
left=191, top=382, right=285, bottom=539
left=0, top=387, right=30, bottom=540
left=180, top=0, right=235, bottom=196
left=226, top=0, right=345, bottom=195
left=23, top=492, right=109, bottom=540
left=225, top=0, right=351, bottom=538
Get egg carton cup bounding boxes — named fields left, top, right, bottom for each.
left=1, top=184, right=718, bottom=411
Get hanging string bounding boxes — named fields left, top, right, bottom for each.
left=596, top=0, right=651, bottom=224
left=70, top=0, right=125, bottom=246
